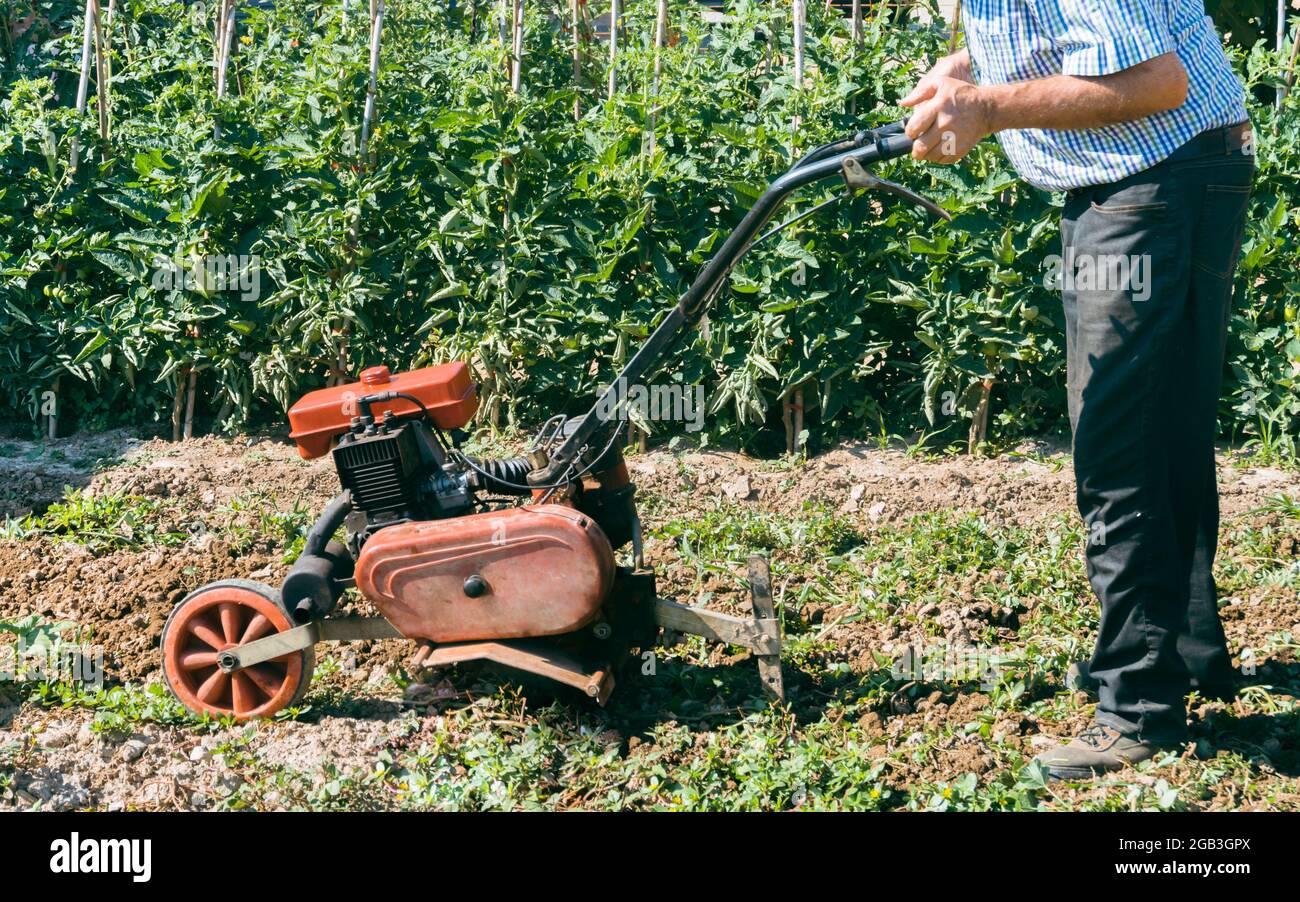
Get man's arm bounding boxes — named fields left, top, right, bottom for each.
left=901, top=52, right=1189, bottom=164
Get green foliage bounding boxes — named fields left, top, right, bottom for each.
left=0, top=486, right=182, bottom=548
left=1, top=0, right=1297, bottom=455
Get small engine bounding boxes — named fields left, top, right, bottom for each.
left=281, top=362, right=639, bottom=632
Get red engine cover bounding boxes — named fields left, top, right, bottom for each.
left=354, top=505, right=616, bottom=643
left=287, top=362, right=478, bottom=460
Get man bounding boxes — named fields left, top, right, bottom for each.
left=900, top=1, right=1253, bottom=779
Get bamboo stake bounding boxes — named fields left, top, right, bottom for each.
left=510, top=0, right=523, bottom=93
left=1280, top=3, right=1297, bottom=104
left=647, top=0, right=667, bottom=150
left=784, top=0, right=807, bottom=454
left=793, top=386, right=804, bottom=455
left=214, top=0, right=236, bottom=139
left=948, top=0, right=962, bottom=54
left=849, top=0, right=863, bottom=113
left=1278, top=0, right=1286, bottom=110
left=69, top=0, right=94, bottom=173
left=500, top=0, right=511, bottom=82
left=359, top=0, right=385, bottom=159
left=90, top=0, right=108, bottom=150
left=782, top=390, right=794, bottom=455
left=571, top=0, right=582, bottom=118
left=172, top=369, right=186, bottom=442
left=790, top=0, right=804, bottom=135
left=968, top=379, right=992, bottom=454
left=183, top=368, right=198, bottom=440
left=214, top=0, right=223, bottom=82
left=103, top=0, right=116, bottom=135
left=606, top=0, right=618, bottom=100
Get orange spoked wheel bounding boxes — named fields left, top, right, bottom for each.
left=161, top=580, right=314, bottom=720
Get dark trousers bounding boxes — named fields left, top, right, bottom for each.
left=1059, top=124, right=1254, bottom=740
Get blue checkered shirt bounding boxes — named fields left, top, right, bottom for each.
left=962, top=0, right=1248, bottom=191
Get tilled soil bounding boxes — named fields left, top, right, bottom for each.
left=1, top=431, right=1297, bottom=811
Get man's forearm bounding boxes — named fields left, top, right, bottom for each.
left=978, top=53, right=1189, bottom=133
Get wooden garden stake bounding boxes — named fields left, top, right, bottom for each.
left=1281, top=15, right=1300, bottom=104
left=69, top=0, right=95, bottom=172
left=500, top=0, right=511, bottom=82
left=214, top=0, right=237, bottom=139
left=103, top=0, right=116, bottom=135
left=90, top=0, right=108, bottom=150
left=784, top=0, right=807, bottom=454
left=851, top=0, right=862, bottom=42
left=968, top=379, right=992, bottom=454
left=183, top=368, right=198, bottom=440
left=792, top=0, right=805, bottom=99
left=571, top=0, right=583, bottom=118
left=646, top=0, right=667, bottom=151
left=172, top=369, right=186, bottom=442
left=606, top=0, right=619, bottom=100
left=948, top=0, right=962, bottom=54
left=510, top=0, right=523, bottom=93
left=360, top=0, right=385, bottom=159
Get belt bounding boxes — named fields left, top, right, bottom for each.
left=1067, top=122, right=1253, bottom=197
left=1159, top=120, right=1253, bottom=165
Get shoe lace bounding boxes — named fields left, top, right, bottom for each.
left=1077, top=724, right=1115, bottom=749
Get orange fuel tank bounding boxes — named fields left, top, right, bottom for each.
left=354, top=505, right=616, bottom=643
left=288, top=362, right=478, bottom=460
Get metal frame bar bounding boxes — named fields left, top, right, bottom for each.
left=531, top=126, right=916, bottom=485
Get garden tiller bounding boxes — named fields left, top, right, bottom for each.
left=160, top=119, right=949, bottom=719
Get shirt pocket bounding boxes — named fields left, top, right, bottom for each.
left=967, top=26, right=1031, bottom=85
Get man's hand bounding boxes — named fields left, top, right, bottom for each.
left=898, top=51, right=1190, bottom=165
left=900, top=75, right=993, bottom=164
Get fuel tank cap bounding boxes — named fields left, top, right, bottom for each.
left=360, top=365, right=392, bottom=386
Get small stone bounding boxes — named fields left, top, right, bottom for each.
left=721, top=475, right=753, bottom=500
left=121, top=739, right=148, bottom=762
left=189, top=746, right=211, bottom=763
left=42, top=725, right=77, bottom=749
left=367, top=666, right=392, bottom=688
left=858, top=711, right=884, bottom=734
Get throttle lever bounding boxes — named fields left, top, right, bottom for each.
left=841, top=157, right=952, bottom=222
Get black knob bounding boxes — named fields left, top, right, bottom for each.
left=463, top=574, right=488, bottom=598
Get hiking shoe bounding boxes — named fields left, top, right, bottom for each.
left=1034, top=723, right=1180, bottom=780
